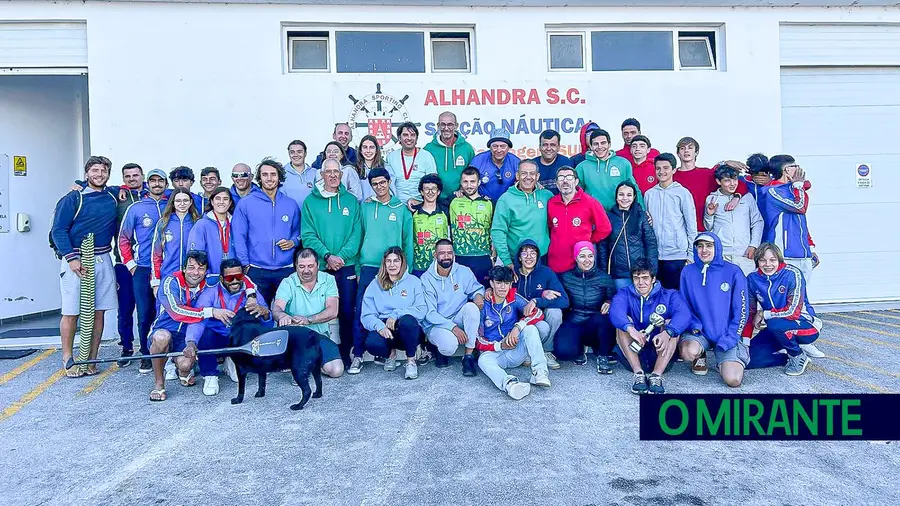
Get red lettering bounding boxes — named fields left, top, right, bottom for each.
left=498, top=89, right=512, bottom=105
left=468, top=89, right=480, bottom=106
left=481, top=89, right=495, bottom=105
left=566, top=88, right=581, bottom=104
left=452, top=89, right=465, bottom=105
left=436, top=90, right=448, bottom=106
left=424, top=90, right=437, bottom=106
left=527, top=89, right=541, bottom=104
left=510, top=89, right=524, bottom=104
left=546, top=88, right=559, bottom=105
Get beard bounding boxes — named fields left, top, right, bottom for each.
left=438, top=259, right=453, bottom=269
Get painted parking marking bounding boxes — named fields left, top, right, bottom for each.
left=832, top=313, right=900, bottom=330
left=860, top=310, right=900, bottom=322
left=815, top=338, right=851, bottom=350
left=0, top=349, right=57, bottom=387
left=822, top=319, right=900, bottom=347
left=0, top=369, right=66, bottom=423
left=78, top=365, right=119, bottom=396
left=809, top=363, right=893, bottom=394
left=826, top=355, right=900, bottom=379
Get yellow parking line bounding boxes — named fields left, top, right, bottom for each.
left=78, top=365, right=118, bottom=396
left=822, top=319, right=900, bottom=347
left=0, top=369, right=67, bottom=423
left=832, top=313, right=900, bottom=329
left=861, top=311, right=900, bottom=322
left=808, top=364, right=893, bottom=394
left=815, top=338, right=851, bottom=349
left=0, top=349, right=57, bottom=387
left=827, top=355, right=900, bottom=379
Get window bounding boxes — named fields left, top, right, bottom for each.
left=285, top=26, right=473, bottom=74
left=548, top=33, right=584, bottom=70
left=546, top=26, right=721, bottom=72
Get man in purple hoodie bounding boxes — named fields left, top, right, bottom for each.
left=678, top=232, right=750, bottom=387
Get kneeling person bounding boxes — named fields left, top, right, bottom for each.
left=610, top=260, right=691, bottom=395
left=679, top=233, right=750, bottom=387
left=514, top=239, right=567, bottom=370
left=420, top=239, right=485, bottom=376
left=476, top=266, right=550, bottom=400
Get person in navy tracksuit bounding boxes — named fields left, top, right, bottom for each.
left=679, top=232, right=750, bottom=387
left=746, top=243, right=822, bottom=376
left=151, top=189, right=200, bottom=291
left=232, top=158, right=302, bottom=306
left=610, top=259, right=691, bottom=395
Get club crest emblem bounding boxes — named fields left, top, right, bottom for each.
left=720, top=282, right=730, bottom=292
left=504, top=171, right=512, bottom=179
left=481, top=176, right=490, bottom=184
left=655, top=304, right=667, bottom=315
left=455, top=155, right=465, bottom=167
left=141, top=214, right=152, bottom=228
left=347, top=83, right=412, bottom=151
left=647, top=176, right=656, bottom=183
left=388, top=213, right=397, bottom=222
left=552, top=217, right=559, bottom=226
left=400, top=290, right=408, bottom=297
left=537, top=201, right=544, bottom=209
left=281, top=215, right=289, bottom=222
left=536, top=284, right=543, bottom=290
left=477, top=204, right=486, bottom=211
left=164, top=230, right=174, bottom=242
left=436, top=217, right=443, bottom=224
left=572, top=217, right=582, bottom=227
left=453, top=283, right=459, bottom=291
left=610, top=167, right=621, bottom=177
left=778, top=286, right=787, bottom=294
left=307, top=182, right=313, bottom=189
left=485, top=319, right=494, bottom=327
left=342, top=207, right=350, bottom=216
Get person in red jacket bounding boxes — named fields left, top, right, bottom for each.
left=616, top=118, right=660, bottom=164
left=546, top=166, right=612, bottom=273
left=629, top=135, right=657, bottom=195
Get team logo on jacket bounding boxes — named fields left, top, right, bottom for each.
left=347, top=83, right=412, bottom=150
left=655, top=304, right=667, bottom=314
left=453, top=283, right=459, bottom=291
left=485, top=319, right=494, bottom=327
left=141, top=214, right=152, bottom=228
left=164, top=230, right=174, bottom=242
left=400, top=290, right=408, bottom=297
left=756, top=293, right=764, bottom=302
left=572, top=217, right=582, bottom=227
left=388, top=213, right=397, bottom=222
left=610, top=167, right=621, bottom=177
left=537, top=201, right=544, bottom=209
left=778, top=285, right=786, bottom=294
left=342, top=207, right=349, bottom=216
left=720, top=282, right=730, bottom=292
left=455, top=155, right=465, bottom=167
left=307, top=182, right=313, bottom=189
left=281, top=215, right=289, bottom=222
left=504, top=171, right=512, bottom=179
left=477, top=204, right=486, bottom=211
left=647, top=176, right=656, bottom=183
left=552, top=217, right=559, bottom=227
left=481, top=176, right=490, bottom=184
left=436, top=217, right=444, bottom=224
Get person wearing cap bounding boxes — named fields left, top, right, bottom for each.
left=468, top=127, right=520, bottom=203
left=424, top=111, right=476, bottom=201
left=616, top=118, right=660, bottom=165
left=546, top=166, right=611, bottom=274
left=704, top=164, right=763, bottom=276
left=117, top=167, right=169, bottom=371
left=169, top=166, right=203, bottom=212
left=558, top=241, right=616, bottom=371
left=531, top=129, right=571, bottom=195
left=512, top=239, right=567, bottom=369
left=575, top=129, right=642, bottom=211
left=644, top=153, right=697, bottom=290
left=679, top=232, right=750, bottom=385
left=229, top=163, right=259, bottom=207
left=449, top=167, right=494, bottom=287
left=385, top=121, right=438, bottom=206
left=569, top=121, right=600, bottom=167
left=491, top=159, right=554, bottom=269
left=628, top=135, right=657, bottom=195
left=350, top=167, right=414, bottom=367
left=411, top=173, right=450, bottom=276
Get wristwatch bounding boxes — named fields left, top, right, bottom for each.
left=324, top=253, right=332, bottom=263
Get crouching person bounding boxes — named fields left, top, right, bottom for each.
left=359, top=247, right=428, bottom=380
left=273, top=248, right=344, bottom=379
left=186, top=258, right=270, bottom=395
left=420, top=239, right=485, bottom=376
left=610, top=260, right=691, bottom=395
left=514, top=239, right=567, bottom=370
left=746, top=243, right=822, bottom=376
left=477, top=266, right=550, bottom=400
left=679, top=233, right=750, bottom=387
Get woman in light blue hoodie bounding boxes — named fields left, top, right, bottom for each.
left=358, top=247, right=428, bottom=380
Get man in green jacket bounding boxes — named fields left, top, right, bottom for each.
left=575, top=129, right=643, bottom=211
left=424, top=111, right=476, bottom=200
left=491, top=159, right=554, bottom=268
left=300, top=159, right=362, bottom=365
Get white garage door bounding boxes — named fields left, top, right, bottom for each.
left=780, top=67, right=900, bottom=303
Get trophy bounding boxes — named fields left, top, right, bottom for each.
left=629, top=313, right=666, bottom=353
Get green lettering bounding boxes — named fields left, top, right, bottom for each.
left=734, top=397, right=740, bottom=435
left=698, top=399, right=730, bottom=436
left=841, top=399, right=863, bottom=436
left=660, top=399, right=689, bottom=436
left=820, top=399, right=840, bottom=436
left=743, top=399, right=765, bottom=435
left=793, top=399, right=818, bottom=436
left=767, top=399, right=791, bottom=436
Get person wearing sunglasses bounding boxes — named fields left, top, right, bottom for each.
left=228, top=162, right=258, bottom=207
left=546, top=166, right=611, bottom=274
left=187, top=258, right=270, bottom=396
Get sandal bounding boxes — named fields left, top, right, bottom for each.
left=65, top=367, right=85, bottom=378
left=179, top=372, right=196, bottom=387
left=84, top=365, right=99, bottom=376
left=149, top=389, right=167, bottom=402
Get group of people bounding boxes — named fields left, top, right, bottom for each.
left=50, top=112, right=823, bottom=401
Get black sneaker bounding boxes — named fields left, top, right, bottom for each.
left=462, top=354, right=477, bottom=377
left=435, top=353, right=450, bottom=368
left=607, top=354, right=618, bottom=366
left=117, top=349, right=134, bottom=368
left=631, top=371, right=648, bottom=395
left=596, top=356, right=613, bottom=375
left=647, top=373, right=665, bottom=394
left=574, top=353, right=588, bottom=366
left=138, top=358, right=153, bottom=374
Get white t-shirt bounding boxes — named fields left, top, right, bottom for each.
left=385, top=148, right=438, bottom=203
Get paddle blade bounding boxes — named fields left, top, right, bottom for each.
left=239, top=329, right=289, bottom=357
left=65, top=357, right=75, bottom=370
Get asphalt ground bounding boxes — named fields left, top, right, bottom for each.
left=1, top=310, right=899, bottom=506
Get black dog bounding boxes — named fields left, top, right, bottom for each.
left=228, top=309, right=323, bottom=410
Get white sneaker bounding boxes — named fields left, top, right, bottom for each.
left=384, top=356, right=397, bottom=372
left=164, top=360, right=177, bottom=381
left=545, top=352, right=561, bottom=370
left=202, top=376, right=219, bottom=396
left=223, top=357, right=238, bottom=382
left=505, top=379, right=531, bottom=400
left=530, top=369, right=551, bottom=388
left=800, top=343, right=825, bottom=358
left=404, top=362, right=418, bottom=380
left=347, top=357, right=363, bottom=375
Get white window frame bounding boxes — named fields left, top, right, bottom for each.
left=545, top=24, right=722, bottom=73
left=287, top=35, right=330, bottom=73
left=546, top=32, right=586, bottom=72
left=283, top=24, right=474, bottom=74
left=676, top=34, right=716, bottom=71
left=430, top=36, right=471, bottom=73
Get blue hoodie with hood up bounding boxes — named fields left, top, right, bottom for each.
left=679, top=232, right=749, bottom=352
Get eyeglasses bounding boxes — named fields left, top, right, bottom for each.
left=222, top=273, right=244, bottom=283
left=371, top=180, right=390, bottom=187
left=520, top=250, right=538, bottom=258
left=556, top=174, right=576, bottom=182
left=438, top=122, right=457, bottom=129
left=421, top=187, right=439, bottom=193
left=231, top=172, right=251, bottom=179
